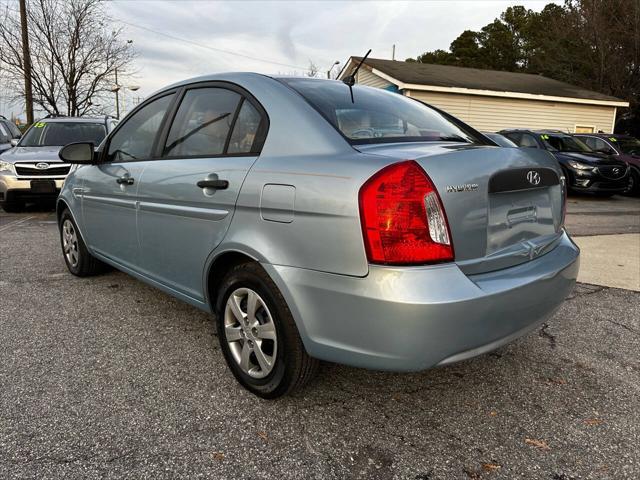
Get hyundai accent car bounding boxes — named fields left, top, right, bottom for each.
left=0, top=116, right=116, bottom=212
left=56, top=74, right=580, bottom=398
left=499, top=129, right=629, bottom=196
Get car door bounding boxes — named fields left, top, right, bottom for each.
left=80, top=92, right=175, bottom=269
left=135, top=84, right=268, bottom=302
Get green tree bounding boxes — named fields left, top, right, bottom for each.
left=406, top=1, right=639, bottom=133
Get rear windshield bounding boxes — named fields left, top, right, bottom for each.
left=615, top=137, right=640, bottom=155
left=541, top=134, right=591, bottom=153
left=280, top=78, right=478, bottom=145
left=20, top=121, right=106, bottom=147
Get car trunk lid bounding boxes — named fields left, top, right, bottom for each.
left=357, top=142, right=565, bottom=274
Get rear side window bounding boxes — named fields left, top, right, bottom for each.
left=163, top=88, right=241, bottom=157
left=227, top=100, right=262, bottom=154
left=107, top=94, right=174, bottom=162
left=280, top=78, right=477, bottom=145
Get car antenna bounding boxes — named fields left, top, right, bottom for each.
left=342, top=49, right=371, bottom=103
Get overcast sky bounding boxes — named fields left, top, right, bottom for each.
left=1, top=0, right=557, bottom=118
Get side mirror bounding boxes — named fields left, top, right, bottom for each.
left=59, top=142, right=96, bottom=164
left=10, top=138, right=18, bottom=147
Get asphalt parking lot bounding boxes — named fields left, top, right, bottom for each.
left=1, top=197, right=639, bottom=479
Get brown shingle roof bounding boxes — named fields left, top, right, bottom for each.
left=346, top=57, right=625, bottom=103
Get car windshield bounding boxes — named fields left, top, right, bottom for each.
left=615, top=137, right=640, bottom=155
left=541, top=134, right=591, bottom=153
left=280, top=78, right=478, bottom=145
left=20, top=121, right=106, bottom=147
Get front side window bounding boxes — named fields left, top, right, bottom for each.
left=107, top=94, right=174, bottom=162
left=20, top=122, right=106, bottom=147
left=519, top=133, right=539, bottom=148
left=280, top=78, right=477, bottom=145
left=164, top=88, right=241, bottom=157
left=541, top=134, right=591, bottom=153
left=0, top=123, right=9, bottom=143
left=590, top=137, right=614, bottom=154
left=3, top=120, right=21, bottom=138
left=581, top=137, right=597, bottom=150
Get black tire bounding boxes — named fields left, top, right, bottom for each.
left=216, top=262, right=319, bottom=398
left=59, top=209, right=106, bottom=276
left=1, top=201, right=23, bottom=213
left=624, top=168, right=640, bottom=197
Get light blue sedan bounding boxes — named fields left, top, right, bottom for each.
left=57, top=73, right=579, bottom=398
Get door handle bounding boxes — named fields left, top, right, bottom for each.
left=116, top=176, right=134, bottom=185
left=197, top=179, right=229, bottom=190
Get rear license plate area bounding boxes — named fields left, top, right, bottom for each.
left=487, top=188, right=555, bottom=254
left=30, top=180, right=57, bottom=194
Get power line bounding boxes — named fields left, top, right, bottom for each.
left=117, top=19, right=311, bottom=72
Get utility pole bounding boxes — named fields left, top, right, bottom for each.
left=113, top=68, right=120, bottom=120
left=19, top=0, right=34, bottom=125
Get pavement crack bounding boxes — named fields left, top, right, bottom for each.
left=603, top=318, right=640, bottom=336
left=565, top=284, right=606, bottom=300
left=539, top=323, right=557, bottom=349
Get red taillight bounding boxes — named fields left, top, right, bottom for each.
left=359, top=160, right=454, bottom=265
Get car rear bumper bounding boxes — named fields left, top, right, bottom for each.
left=0, top=175, right=65, bottom=202
left=263, top=231, right=580, bottom=371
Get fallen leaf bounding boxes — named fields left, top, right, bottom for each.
left=525, top=438, right=550, bottom=450
left=258, top=431, right=269, bottom=442
left=482, top=463, right=502, bottom=472
left=211, top=451, right=224, bottom=461
left=546, top=377, right=566, bottom=385
left=584, top=418, right=603, bottom=426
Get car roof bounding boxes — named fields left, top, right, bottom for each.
left=500, top=129, right=571, bottom=135
left=574, top=133, right=632, bottom=139
left=37, top=116, right=110, bottom=123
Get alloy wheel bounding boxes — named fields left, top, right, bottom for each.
left=224, top=287, right=278, bottom=379
left=62, top=219, right=79, bottom=268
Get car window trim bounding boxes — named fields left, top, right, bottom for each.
left=154, top=80, right=270, bottom=161
left=101, top=89, right=179, bottom=164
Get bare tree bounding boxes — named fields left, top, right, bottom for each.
left=305, top=60, right=319, bottom=78
left=0, top=0, right=135, bottom=117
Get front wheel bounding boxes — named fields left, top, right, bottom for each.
left=216, top=262, right=319, bottom=398
left=59, top=209, right=106, bottom=276
left=624, top=168, right=640, bottom=196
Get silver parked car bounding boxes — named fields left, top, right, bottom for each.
left=56, top=74, right=580, bottom=398
left=0, top=116, right=117, bottom=212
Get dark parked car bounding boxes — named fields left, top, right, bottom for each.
left=574, top=133, right=640, bottom=196
left=482, top=132, right=518, bottom=148
left=499, top=129, right=629, bottom=196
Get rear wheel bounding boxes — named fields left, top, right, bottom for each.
left=59, top=209, right=106, bottom=276
left=216, top=262, right=319, bottom=398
